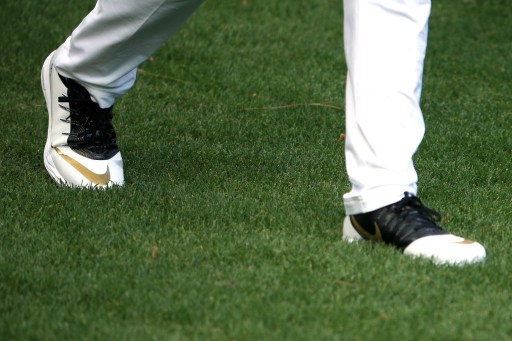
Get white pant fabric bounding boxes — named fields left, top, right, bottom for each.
left=54, top=0, right=203, bottom=109
left=343, top=0, right=431, bottom=215
left=53, top=0, right=431, bottom=216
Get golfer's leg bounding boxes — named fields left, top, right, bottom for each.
left=343, top=0, right=431, bottom=214
left=54, top=0, right=204, bottom=108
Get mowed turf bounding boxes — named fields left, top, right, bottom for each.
left=1, top=0, right=511, bottom=340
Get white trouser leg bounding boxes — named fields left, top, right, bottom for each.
left=54, top=0, right=204, bottom=108
left=343, top=0, right=431, bottom=215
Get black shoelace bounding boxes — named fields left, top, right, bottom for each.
left=58, top=76, right=118, bottom=158
left=393, top=192, right=442, bottom=227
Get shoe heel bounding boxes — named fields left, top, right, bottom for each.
left=342, top=216, right=363, bottom=242
left=41, top=51, right=60, bottom=183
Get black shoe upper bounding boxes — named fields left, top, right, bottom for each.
left=350, top=192, right=448, bottom=250
left=58, top=75, right=119, bottom=160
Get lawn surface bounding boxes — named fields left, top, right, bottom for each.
left=1, top=0, right=511, bottom=339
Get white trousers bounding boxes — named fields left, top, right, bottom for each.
left=343, top=0, right=431, bottom=214
left=53, top=0, right=431, bottom=215
left=54, top=0, right=204, bottom=109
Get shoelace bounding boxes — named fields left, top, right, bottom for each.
left=393, top=192, right=442, bottom=225
left=58, top=93, right=116, bottom=149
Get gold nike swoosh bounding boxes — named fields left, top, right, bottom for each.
left=453, top=239, right=475, bottom=245
left=350, top=216, right=383, bottom=242
left=53, top=147, right=111, bottom=185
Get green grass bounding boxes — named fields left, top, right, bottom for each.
left=1, top=0, right=511, bottom=340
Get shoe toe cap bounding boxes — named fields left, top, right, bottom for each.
left=404, top=234, right=486, bottom=266
left=49, top=146, right=124, bottom=188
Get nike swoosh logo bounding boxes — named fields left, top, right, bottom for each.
left=53, top=147, right=111, bottom=185
left=453, top=239, right=475, bottom=245
left=350, top=216, right=383, bottom=242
